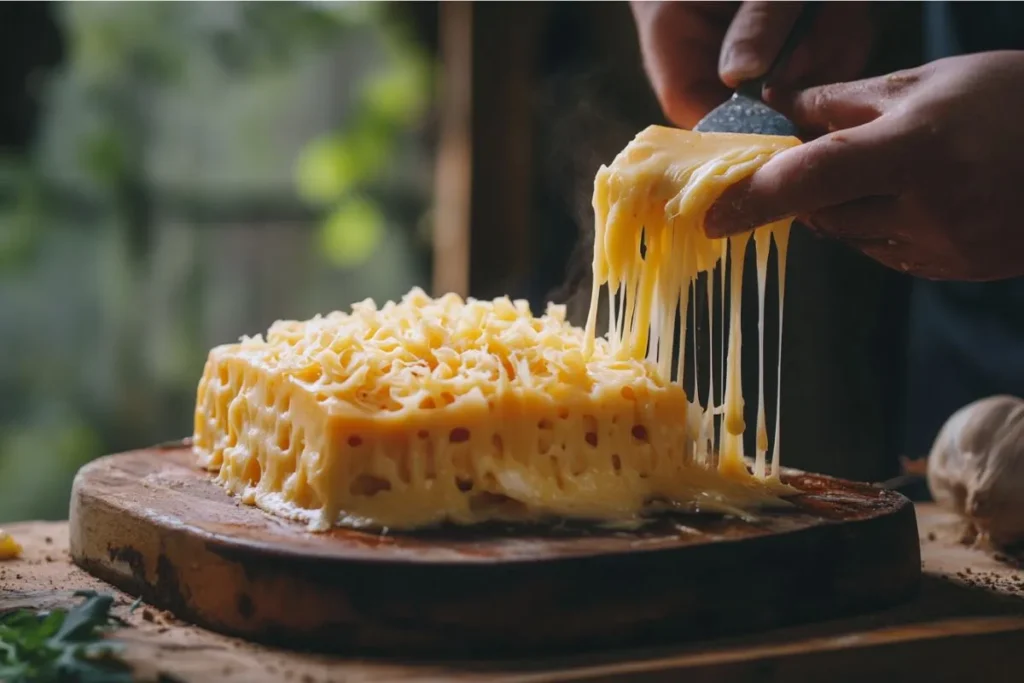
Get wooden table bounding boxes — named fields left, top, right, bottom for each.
left=3, top=504, right=1024, bottom=682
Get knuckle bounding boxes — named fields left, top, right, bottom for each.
left=808, top=88, right=835, bottom=115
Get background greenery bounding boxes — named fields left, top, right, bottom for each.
left=0, top=1, right=435, bottom=521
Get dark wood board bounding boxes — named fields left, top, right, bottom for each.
left=68, top=444, right=921, bottom=658
left=9, top=511, right=1024, bottom=682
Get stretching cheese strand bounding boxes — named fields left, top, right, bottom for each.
left=753, top=229, right=771, bottom=478
left=772, top=226, right=790, bottom=480
left=585, top=124, right=799, bottom=495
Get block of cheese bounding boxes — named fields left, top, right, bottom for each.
left=194, top=288, right=787, bottom=531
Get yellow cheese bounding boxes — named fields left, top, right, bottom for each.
left=194, top=289, right=786, bottom=530
left=586, top=125, right=800, bottom=484
left=194, top=124, right=802, bottom=531
left=0, top=529, right=22, bottom=560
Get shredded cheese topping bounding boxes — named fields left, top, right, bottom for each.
left=193, top=124, right=801, bottom=530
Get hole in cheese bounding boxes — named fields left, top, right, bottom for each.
left=350, top=474, right=391, bottom=496
left=469, top=491, right=524, bottom=514
left=242, top=453, right=261, bottom=486
left=277, top=424, right=291, bottom=452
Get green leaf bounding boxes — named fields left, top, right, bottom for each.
left=319, top=196, right=385, bottom=268
left=79, top=129, right=128, bottom=186
left=363, top=55, right=430, bottom=126
left=294, top=136, right=354, bottom=204
left=0, top=592, right=133, bottom=682
left=295, top=123, right=395, bottom=205
left=53, top=592, right=116, bottom=642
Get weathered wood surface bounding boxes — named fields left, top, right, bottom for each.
left=4, top=504, right=1024, bottom=681
left=66, top=447, right=920, bottom=658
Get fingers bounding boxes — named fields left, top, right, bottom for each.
left=704, top=120, right=910, bottom=238
left=633, top=1, right=736, bottom=128
left=812, top=200, right=947, bottom=278
left=806, top=195, right=904, bottom=241
left=661, top=79, right=736, bottom=130
left=777, top=2, right=873, bottom=88
left=767, top=81, right=882, bottom=135
left=812, top=199, right=986, bottom=280
left=766, top=68, right=922, bottom=134
left=720, top=1, right=805, bottom=87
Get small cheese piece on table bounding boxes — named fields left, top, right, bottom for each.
left=0, top=528, right=22, bottom=560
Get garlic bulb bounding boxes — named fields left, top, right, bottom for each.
left=927, top=394, right=1024, bottom=547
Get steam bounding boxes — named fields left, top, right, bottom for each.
left=539, top=68, right=640, bottom=329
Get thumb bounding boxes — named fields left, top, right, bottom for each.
left=720, top=1, right=806, bottom=87
left=704, top=120, right=910, bottom=238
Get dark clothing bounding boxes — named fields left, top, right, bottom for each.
left=903, top=3, right=1024, bottom=456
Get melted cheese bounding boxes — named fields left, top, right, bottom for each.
left=586, top=125, right=799, bottom=489
left=0, top=529, right=22, bottom=560
left=193, top=124, right=802, bottom=530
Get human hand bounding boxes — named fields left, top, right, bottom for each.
left=631, top=1, right=873, bottom=128
left=704, top=51, right=1024, bottom=281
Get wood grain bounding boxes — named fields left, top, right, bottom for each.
left=7, top=506, right=1024, bottom=681
left=67, top=445, right=920, bottom=658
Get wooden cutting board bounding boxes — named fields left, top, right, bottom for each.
left=68, top=443, right=921, bottom=658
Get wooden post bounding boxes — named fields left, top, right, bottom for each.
left=432, top=1, right=543, bottom=300
left=465, top=3, right=542, bottom=300
left=432, top=1, right=472, bottom=297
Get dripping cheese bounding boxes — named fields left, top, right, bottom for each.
left=193, top=124, right=803, bottom=530
left=194, top=288, right=786, bottom=530
left=586, top=124, right=800, bottom=485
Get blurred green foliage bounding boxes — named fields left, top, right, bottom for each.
left=319, top=196, right=386, bottom=268
left=0, top=1, right=434, bottom=522
left=0, top=159, right=48, bottom=271
left=296, top=19, right=432, bottom=266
